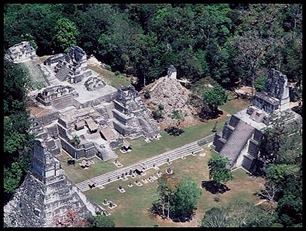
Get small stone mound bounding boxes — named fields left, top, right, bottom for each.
left=141, top=76, right=199, bottom=129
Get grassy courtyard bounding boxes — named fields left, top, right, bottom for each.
left=88, top=64, right=131, bottom=89
left=58, top=96, right=250, bottom=184
left=58, top=115, right=229, bottom=184
left=84, top=145, right=265, bottom=227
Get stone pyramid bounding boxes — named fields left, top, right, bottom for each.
left=4, top=139, right=103, bottom=227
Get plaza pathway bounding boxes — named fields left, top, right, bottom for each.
left=76, top=134, right=214, bottom=192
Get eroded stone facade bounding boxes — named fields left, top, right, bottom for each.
left=213, top=69, right=302, bottom=173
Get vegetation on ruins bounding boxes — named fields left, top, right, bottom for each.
left=4, top=60, right=35, bottom=203
left=207, top=154, right=233, bottom=193
left=152, top=174, right=201, bottom=221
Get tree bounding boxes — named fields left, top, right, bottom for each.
left=170, top=109, right=186, bottom=127
left=208, top=154, right=233, bottom=192
left=254, top=75, right=267, bottom=92
left=4, top=163, right=22, bottom=194
left=154, top=174, right=180, bottom=219
left=201, top=84, right=227, bottom=120
left=4, top=60, right=34, bottom=203
left=201, top=207, right=229, bottom=227
left=171, top=177, right=202, bottom=220
left=231, top=30, right=269, bottom=96
left=201, top=197, right=275, bottom=227
left=88, top=215, right=115, bottom=227
left=53, top=17, right=79, bottom=52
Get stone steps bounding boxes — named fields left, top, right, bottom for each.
left=76, top=140, right=203, bottom=192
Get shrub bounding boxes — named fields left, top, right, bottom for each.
left=144, top=90, right=150, bottom=99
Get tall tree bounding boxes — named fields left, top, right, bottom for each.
left=207, top=153, right=233, bottom=192
left=155, top=174, right=179, bottom=219
left=200, top=83, right=228, bottom=120
left=53, top=17, right=79, bottom=52
left=171, top=177, right=202, bottom=220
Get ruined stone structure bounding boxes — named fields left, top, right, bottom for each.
left=252, top=69, right=290, bottom=112
left=113, top=85, right=160, bottom=139
left=25, top=45, right=159, bottom=161
left=44, top=46, right=90, bottom=83
left=213, top=69, right=302, bottom=173
left=5, top=41, right=36, bottom=63
left=4, top=42, right=161, bottom=227
left=167, top=65, right=177, bottom=79
left=3, top=139, right=104, bottom=227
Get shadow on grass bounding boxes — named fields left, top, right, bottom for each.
left=201, top=180, right=230, bottom=194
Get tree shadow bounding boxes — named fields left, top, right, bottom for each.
left=201, top=180, right=230, bottom=194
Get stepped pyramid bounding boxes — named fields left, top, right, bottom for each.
left=4, top=139, right=103, bottom=227
left=213, top=69, right=302, bottom=173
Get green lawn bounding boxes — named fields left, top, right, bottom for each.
left=84, top=144, right=266, bottom=227
left=219, top=92, right=250, bottom=115
left=59, top=96, right=245, bottom=184
left=59, top=115, right=230, bottom=183
left=88, top=64, right=131, bottom=89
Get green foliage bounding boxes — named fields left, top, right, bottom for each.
left=143, top=90, right=151, bottom=99
left=276, top=193, right=302, bottom=227
left=54, top=17, right=79, bottom=52
left=154, top=175, right=201, bottom=221
left=201, top=197, right=275, bottom=227
left=171, top=177, right=202, bottom=219
left=201, top=207, right=229, bottom=227
left=202, top=84, right=228, bottom=116
left=71, top=135, right=80, bottom=147
left=170, top=110, right=185, bottom=127
left=4, top=162, right=23, bottom=194
left=4, top=4, right=301, bottom=89
left=152, top=108, right=163, bottom=122
left=208, top=154, right=233, bottom=190
left=4, top=59, right=34, bottom=200
left=89, top=215, right=115, bottom=227
left=254, top=75, right=267, bottom=92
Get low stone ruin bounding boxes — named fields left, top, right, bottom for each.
left=36, top=85, right=78, bottom=107
left=84, top=76, right=106, bottom=91
left=5, top=41, right=36, bottom=63
left=141, top=66, right=197, bottom=129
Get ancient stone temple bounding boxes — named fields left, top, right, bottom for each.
left=4, top=139, right=104, bottom=227
left=112, top=85, right=160, bottom=139
left=213, top=69, right=302, bottom=173
left=44, top=46, right=91, bottom=83
left=5, top=41, right=36, bottom=63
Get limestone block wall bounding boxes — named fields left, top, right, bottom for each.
left=228, top=115, right=240, bottom=127
left=41, top=112, right=59, bottom=125
left=221, top=124, right=234, bottom=140
left=47, top=125, right=59, bottom=138
left=60, top=138, right=96, bottom=159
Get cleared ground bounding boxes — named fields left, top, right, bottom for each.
left=84, top=145, right=266, bottom=227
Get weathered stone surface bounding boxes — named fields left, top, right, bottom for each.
left=113, top=85, right=160, bottom=139
left=214, top=69, right=302, bottom=173
left=4, top=139, right=103, bottom=227
left=5, top=41, right=36, bottom=63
